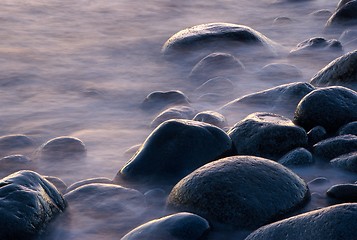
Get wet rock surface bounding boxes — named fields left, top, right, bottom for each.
left=313, top=134, right=357, bottom=160
left=307, top=126, right=328, bottom=147
left=192, top=111, right=228, bottom=129
left=326, top=0, right=357, bottom=32
left=39, top=136, right=87, bottom=160
left=151, top=106, right=197, bottom=128
left=338, top=121, right=357, bottom=135
left=326, top=184, right=357, bottom=202
left=278, top=147, right=313, bottom=166
left=330, top=151, right=357, bottom=172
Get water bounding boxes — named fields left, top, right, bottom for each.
left=0, top=0, right=356, bottom=239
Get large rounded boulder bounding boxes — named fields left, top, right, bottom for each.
left=293, top=86, right=357, bottom=133
left=167, top=156, right=309, bottom=229
left=118, top=119, right=233, bottom=186
left=325, top=0, right=357, bottom=32
left=245, top=203, right=357, bottom=240
left=227, top=112, right=308, bottom=160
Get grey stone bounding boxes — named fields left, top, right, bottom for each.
left=309, top=9, right=332, bottom=20
left=257, top=63, right=302, bottom=81
left=326, top=0, right=357, bottom=32
left=330, top=151, right=357, bottom=172
left=338, top=121, right=357, bottom=135
left=278, top=148, right=313, bottom=166
left=117, top=119, right=233, bottom=186
left=121, top=212, right=210, bottom=240
left=141, top=90, right=190, bottom=112
left=151, top=106, right=197, bottom=129
left=167, top=156, right=309, bottom=229
left=307, top=126, right=328, bottom=147
left=66, top=177, right=113, bottom=193
left=192, top=111, right=228, bottom=129
left=289, top=37, right=342, bottom=59
left=228, top=112, right=307, bottom=160
left=39, top=136, right=86, bottom=160
left=0, top=170, right=66, bottom=239
left=294, top=86, right=357, bottom=132
left=327, top=184, right=357, bottom=202
left=313, top=134, right=357, bottom=160
left=195, top=76, right=235, bottom=95
left=244, top=203, right=357, bottom=240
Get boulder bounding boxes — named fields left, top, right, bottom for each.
left=330, top=152, right=357, bottom=172
left=121, top=212, right=210, bottom=240
left=38, top=136, right=86, bottom=160
left=228, top=112, right=307, bottom=160
left=118, top=119, right=233, bottom=186
left=327, top=184, right=357, bottom=202
left=66, top=177, right=112, bottom=193
left=307, top=126, right=327, bottom=147
left=192, top=111, right=228, bottom=129
left=44, top=176, right=67, bottom=194
left=313, top=134, right=357, bottom=160
left=256, top=63, right=302, bottom=82
left=0, top=170, right=66, bottom=239
left=244, top=203, right=357, bottom=240
left=278, top=147, right=313, bottom=166
left=167, top=156, right=309, bottom=229
left=337, top=0, right=354, bottom=10
left=326, top=0, right=357, bottom=32
left=195, top=76, right=235, bottom=95
left=338, top=121, right=357, bottom=135
left=293, top=86, right=357, bottom=132
left=141, top=90, right=190, bottom=112
left=151, top=106, right=197, bottom=128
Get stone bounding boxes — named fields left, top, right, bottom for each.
left=118, top=119, right=233, bottom=186
left=338, top=121, right=357, bottom=135
left=121, top=212, right=210, bottom=240
left=273, top=17, right=293, bottom=25
left=289, top=37, right=342, bottom=59
left=141, top=90, right=190, bottom=112
left=244, top=203, right=357, bottom=240
left=195, top=76, right=235, bottom=95
left=257, top=63, right=302, bottom=81
left=293, top=86, right=357, bottom=133
left=228, top=112, right=307, bottom=160
left=189, top=52, right=244, bottom=85
left=0, top=170, right=66, bottom=239
left=327, top=184, right=357, bottom=202
left=326, top=0, right=357, bottom=32
left=66, top=177, right=113, bottom=193
left=339, top=29, right=357, bottom=43
left=313, top=135, right=357, bottom=160
left=167, top=156, right=309, bottom=229
left=221, top=82, right=315, bottom=118
left=307, top=177, right=329, bottom=186
left=144, top=188, right=167, bottom=206
left=0, top=134, right=35, bottom=157
left=192, top=111, right=228, bottom=129
left=310, top=50, right=357, bottom=90
left=330, top=152, right=357, bottom=172
left=39, top=136, right=86, bottom=160
left=309, top=9, right=332, bottom=20
left=161, top=23, right=280, bottom=62
left=151, top=106, right=197, bottom=128
left=44, top=176, right=67, bottom=194
left=307, top=126, right=327, bottom=147
left=278, top=148, right=313, bottom=166
left=0, top=154, right=32, bottom=177
left=337, top=0, right=354, bottom=10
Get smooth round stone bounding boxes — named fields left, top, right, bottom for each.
left=161, top=23, right=280, bottom=62
left=66, top=177, right=113, bottom=193
left=289, top=37, right=342, bottom=58
left=192, top=111, right=228, bottom=129
left=273, top=17, right=293, bottom=25
left=121, top=212, right=210, bottom=240
left=313, top=134, right=357, bottom=160
left=310, top=50, right=357, bottom=90
left=293, top=86, right=357, bottom=133
left=278, top=147, right=313, bottom=166
left=327, top=184, right=357, bottom=202
left=309, top=9, right=332, bottom=20
left=144, top=188, right=167, bottom=206
left=167, top=156, right=309, bottom=229
left=151, top=106, right=197, bottom=129
left=39, top=136, right=86, bottom=160
left=141, top=90, right=190, bottom=112
left=244, top=203, right=357, bottom=240
left=221, top=82, right=315, bottom=118
left=338, top=121, right=357, bottom=135
left=118, top=119, right=233, bottom=186
left=228, top=112, right=307, bottom=160
left=189, top=52, right=244, bottom=85
left=0, top=170, right=66, bottom=239
left=326, top=0, right=357, bottom=32
left=195, top=76, right=235, bottom=95
left=0, top=134, right=34, bottom=151
left=307, top=126, right=328, bottom=147
left=257, top=63, right=302, bottom=81
left=44, top=176, right=68, bottom=194
left=330, top=152, right=357, bottom=172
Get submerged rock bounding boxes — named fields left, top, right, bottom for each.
left=195, top=76, right=235, bottom=95
left=289, top=37, right=342, bottom=59
left=151, top=106, right=197, bottom=128
left=313, top=134, right=357, bottom=160
left=0, top=170, right=66, bottom=240
left=257, top=63, right=302, bottom=82
left=245, top=203, right=357, bottom=240
left=0, top=154, right=32, bottom=177
left=327, top=184, right=357, bottom=202
left=330, top=151, right=357, bottom=172
left=121, top=212, right=210, bottom=240
left=66, top=177, right=113, bottom=193
left=118, top=119, right=233, bottom=186
left=141, top=90, right=190, bottom=112
left=294, top=86, right=357, bottom=133
left=44, top=176, right=67, bottom=194
left=192, top=111, right=228, bottom=129
left=167, top=156, right=309, bottom=229
left=228, top=112, right=307, bottom=160
left=39, top=136, right=86, bottom=160
left=326, top=0, right=357, bottom=32
left=278, top=147, right=313, bottom=166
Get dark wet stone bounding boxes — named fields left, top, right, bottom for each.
left=289, top=37, right=343, bottom=59
left=221, top=82, right=315, bottom=118
left=141, top=90, right=190, bottom=112
left=144, top=188, right=167, bottom=206
left=192, top=111, right=228, bottom=129
left=39, top=136, right=86, bottom=160
left=307, top=126, right=328, bottom=147
left=118, top=119, right=233, bottom=186
left=330, top=152, right=357, bottom=172
left=327, top=184, right=357, bottom=202
left=121, top=212, right=210, bottom=240
left=0, top=134, right=34, bottom=152
left=326, top=0, right=357, bottom=32
left=44, top=176, right=67, bottom=195
left=310, top=50, right=357, bottom=90
left=167, top=156, right=309, bottom=229
left=278, top=147, right=313, bottom=166
left=338, top=121, right=357, bottom=135
left=0, top=170, right=66, bottom=240
left=195, top=76, right=235, bottom=95
left=257, top=63, right=302, bottom=81
left=161, top=23, right=280, bottom=62
left=151, top=106, right=197, bottom=128
left=66, top=177, right=113, bottom=193
left=294, top=86, right=357, bottom=132
left=227, top=112, right=307, bottom=160
left=337, top=0, right=354, bottom=10
left=245, top=203, right=357, bottom=240
left=313, top=134, right=357, bottom=160
left=189, top=52, right=244, bottom=85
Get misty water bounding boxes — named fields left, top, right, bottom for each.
left=0, top=0, right=356, bottom=239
